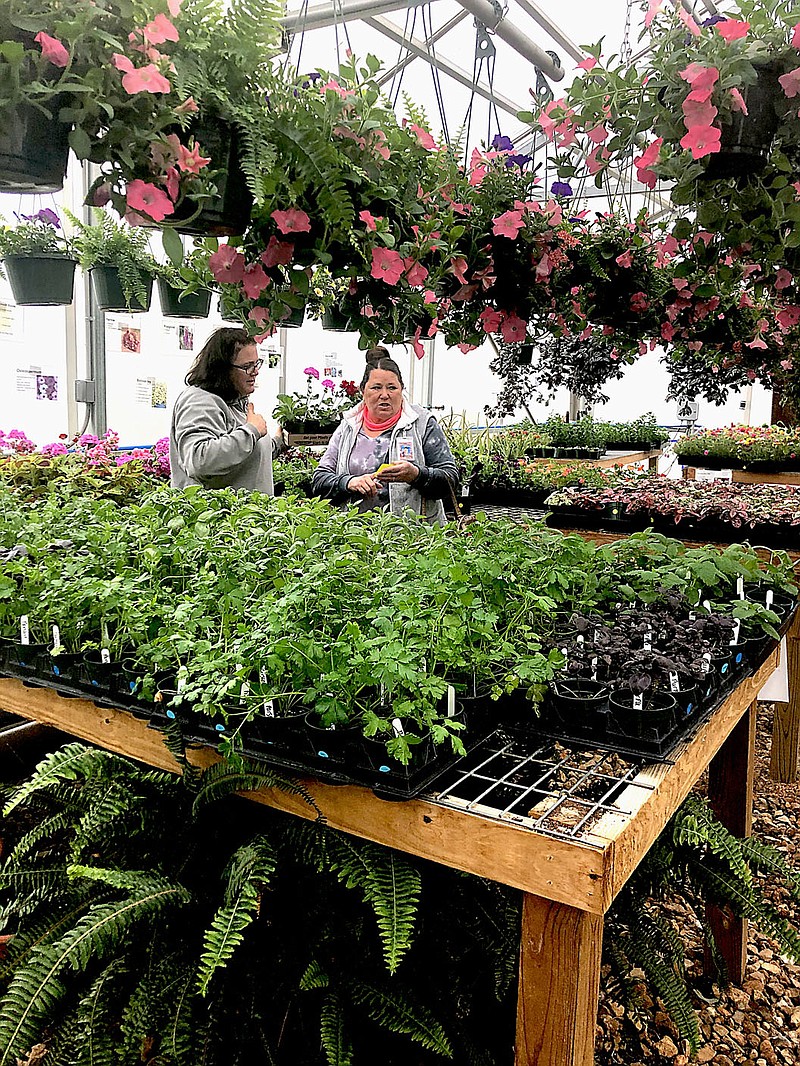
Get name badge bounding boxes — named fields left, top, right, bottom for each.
left=396, top=436, right=415, bottom=461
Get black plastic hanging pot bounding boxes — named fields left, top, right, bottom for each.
left=90, top=265, right=153, bottom=313
left=0, top=100, right=71, bottom=192
left=321, top=304, right=353, bottom=332
left=700, top=60, right=786, bottom=179
left=168, top=117, right=253, bottom=236
left=157, top=277, right=212, bottom=318
left=2, top=255, right=77, bottom=305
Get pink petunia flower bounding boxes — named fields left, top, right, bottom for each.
left=679, top=65, right=719, bottom=92
left=615, top=250, right=634, bottom=268
left=208, top=245, right=246, bottom=285
left=457, top=343, right=477, bottom=354
left=165, top=166, right=180, bottom=201
left=500, top=314, right=527, bottom=343
left=779, top=67, right=800, bottom=98
left=729, top=88, right=748, bottom=115
left=682, top=98, right=717, bottom=129
left=241, top=263, right=269, bottom=300
left=492, top=210, right=525, bottom=239
left=319, top=79, right=354, bottom=98
left=142, top=13, right=179, bottom=45
left=680, top=124, right=722, bottom=159
left=35, top=32, right=69, bottom=67
left=407, top=124, right=436, bottom=149
left=370, top=247, right=405, bottom=286
left=271, top=208, right=311, bottom=234
left=586, top=123, right=609, bottom=144
left=176, top=142, right=211, bottom=174
left=404, top=259, right=429, bottom=287
left=359, top=210, right=380, bottom=231
left=168, top=0, right=182, bottom=14
left=716, top=19, right=749, bottom=41
left=746, top=338, right=768, bottom=350
left=126, top=180, right=174, bottom=221
left=644, top=0, right=662, bottom=28
left=260, top=237, right=294, bottom=268
left=450, top=257, right=469, bottom=283
left=121, top=63, right=171, bottom=94
left=678, top=7, right=701, bottom=34
left=411, top=327, right=425, bottom=360
left=478, top=308, right=504, bottom=333
left=793, top=23, right=800, bottom=48
left=576, top=56, right=597, bottom=71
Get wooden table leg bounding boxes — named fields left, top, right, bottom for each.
left=515, top=893, right=603, bottom=1066
left=769, top=610, right=800, bottom=784
left=704, top=700, right=756, bottom=984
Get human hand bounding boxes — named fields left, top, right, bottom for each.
left=347, top=473, right=379, bottom=497
left=246, top=404, right=268, bottom=437
left=374, top=461, right=419, bottom=484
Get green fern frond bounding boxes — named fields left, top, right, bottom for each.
left=740, top=835, right=800, bottom=902
left=164, top=964, right=200, bottom=1064
left=197, top=836, right=276, bottom=995
left=3, top=744, right=112, bottom=816
left=6, top=812, right=72, bottom=864
left=191, top=758, right=321, bottom=818
left=349, top=980, right=453, bottom=1057
left=319, top=991, right=353, bottom=1066
left=702, top=866, right=800, bottom=962
left=299, top=959, right=329, bottom=991
left=0, top=892, right=99, bottom=983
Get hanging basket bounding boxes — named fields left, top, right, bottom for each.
left=2, top=255, right=77, bottom=306
left=0, top=100, right=71, bottom=193
left=90, top=265, right=153, bottom=313
left=169, top=117, right=253, bottom=237
left=321, top=305, right=353, bottom=332
left=279, top=305, right=306, bottom=329
left=157, top=278, right=212, bottom=319
left=701, top=61, right=786, bottom=180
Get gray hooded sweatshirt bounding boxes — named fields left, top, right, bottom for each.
left=169, top=385, right=277, bottom=492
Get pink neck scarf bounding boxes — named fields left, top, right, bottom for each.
left=361, top=406, right=402, bottom=433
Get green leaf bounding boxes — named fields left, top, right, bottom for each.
left=162, top=229, right=185, bottom=268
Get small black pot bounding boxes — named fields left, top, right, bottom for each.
left=3, top=255, right=77, bottom=305
left=609, top=689, right=677, bottom=738
left=7, top=642, right=48, bottom=676
left=157, top=278, right=212, bottom=319
left=47, top=651, right=86, bottom=686
left=304, top=713, right=363, bottom=761
left=548, top=678, right=609, bottom=735
left=83, top=651, right=126, bottom=695
left=91, top=266, right=153, bottom=313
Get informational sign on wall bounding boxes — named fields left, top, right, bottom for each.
left=0, top=301, right=19, bottom=337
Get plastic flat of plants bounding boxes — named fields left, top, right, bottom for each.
left=431, top=730, right=656, bottom=845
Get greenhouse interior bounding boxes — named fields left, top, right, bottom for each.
left=1, top=0, right=800, bottom=1062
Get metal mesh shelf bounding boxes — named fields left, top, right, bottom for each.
left=431, top=729, right=657, bottom=845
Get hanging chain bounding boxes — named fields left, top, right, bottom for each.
left=620, top=0, right=634, bottom=65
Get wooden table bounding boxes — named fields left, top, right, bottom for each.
left=537, top=449, right=662, bottom=472
left=0, top=654, right=778, bottom=1066
left=683, top=466, right=800, bottom=486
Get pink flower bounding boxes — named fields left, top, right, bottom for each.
left=168, top=0, right=182, bottom=14
left=411, top=327, right=425, bottom=360
left=779, top=67, right=800, bottom=98
left=407, top=123, right=436, bottom=150
left=500, top=314, right=527, bottom=343
left=793, top=23, right=800, bottom=48
left=176, top=142, right=211, bottom=174
left=319, top=79, right=354, bottom=98
left=746, top=338, right=768, bottom=350
left=586, top=123, right=608, bottom=144
left=479, top=308, right=504, bottom=333
left=644, top=0, right=662, bottom=28
left=321, top=378, right=336, bottom=390
left=359, top=210, right=379, bottom=231
left=457, top=343, right=477, bottom=354
left=682, top=98, right=717, bottom=128
left=716, top=19, right=749, bottom=41
left=679, top=65, right=719, bottom=92
left=142, top=13, right=179, bottom=45
left=777, top=306, right=800, bottom=328
left=680, top=124, right=722, bottom=159
left=176, top=96, right=199, bottom=114
left=729, top=88, right=748, bottom=115
left=403, top=259, right=429, bottom=287
left=450, top=257, right=469, bottom=284
left=775, top=268, right=793, bottom=290
left=615, top=250, right=634, bottom=268
left=165, top=166, right=180, bottom=201
left=634, top=138, right=662, bottom=170
left=126, top=180, right=174, bottom=221
left=242, top=263, right=269, bottom=299
left=304, top=367, right=320, bottom=379
left=271, top=208, right=311, bottom=234
left=113, top=52, right=135, bottom=74
left=261, top=237, right=294, bottom=268
left=35, top=32, right=69, bottom=67
left=370, top=247, right=405, bottom=286
left=678, top=7, right=701, bottom=35
left=120, top=62, right=171, bottom=94
left=208, top=245, right=246, bottom=284
left=576, top=56, right=597, bottom=71
left=492, top=210, right=525, bottom=239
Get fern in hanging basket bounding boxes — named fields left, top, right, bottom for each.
left=67, top=209, right=158, bottom=310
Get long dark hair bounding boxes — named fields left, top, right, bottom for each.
left=360, top=346, right=404, bottom=390
left=185, top=327, right=251, bottom=402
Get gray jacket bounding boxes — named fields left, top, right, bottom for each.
left=169, top=386, right=277, bottom=492
left=312, top=399, right=458, bottom=525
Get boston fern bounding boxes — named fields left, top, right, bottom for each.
left=66, top=209, right=158, bottom=308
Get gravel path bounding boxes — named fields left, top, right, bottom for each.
left=595, top=704, right=800, bottom=1065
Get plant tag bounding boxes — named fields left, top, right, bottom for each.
left=591, top=657, right=598, bottom=681
left=20, top=616, right=29, bottom=645
left=240, top=681, right=250, bottom=704
left=101, top=648, right=111, bottom=664
left=766, top=589, right=773, bottom=608
left=730, top=620, right=741, bottom=646
left=52, top=624, right=60, bottom=648
left=633, top=694, right=643, bottom=710
left=643, top=629, right=652, bottom=651
left=576, top=634, right=584, bottom=645
left=462, top=485, right=470, bottom=498
left=263, top=699, right=275, bottom=717
left=669, top=672, right=680, bottom=693
left=391, top=717, right=405, bottom=737
left=380, top=682, right=386, bottom=705
left=701, top=652, right=712, bottom=674
left=259, top=666, right=268, bottom=683
left=702, top=600, right=712, bottom=613
left=177, top=674, right=185, bottom=693
left=737, top=576, right=744, bottom=599
left=689, top=612, right=696, bottom=621
left=447, top=684, right=456, bottom=717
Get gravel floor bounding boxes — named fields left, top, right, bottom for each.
left=595, top=703, right=800, bottom=1066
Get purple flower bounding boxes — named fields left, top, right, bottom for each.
left=321, top=378, right=335, bottom=390
left=19, top=208, right=60, bottom=228
left=505, top=153, right=532, bottom=168
left=550, top=181, right=573, bottom=197
left=40, top=442, right=68, bottom=457
left=303, top=366, right=320, bottom=379
left=491, top=134, right=515, bottom=151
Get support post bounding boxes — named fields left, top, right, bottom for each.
left=704, top=700, right=756, bottom=983
left=770, top=609, right=800, bottom=783
left=515, top=894, right=602, bottom=1066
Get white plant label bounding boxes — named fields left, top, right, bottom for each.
left=51, top=625, right=60, bottom=648
left=240, top=681, right=250, bottom=704
left=737, top=576, right=744, bottom=599
left=20, top=616, right=29, bottom=645
left=380, top=682, right=386, bottom=705
left=263, top=699, right=275, bottom=718
left=633, top=694, right=644, bottom=710
left=643, top=629, right=653, bottom=651
left=392, top=717, right=405, bottom=737
left=701, top=652, right=712, bottom=674
left=576, top=634, right=584, bottom=645
left=766, top=589, right=774, bottom=608
left=447, top=684, right=456, bottom=718
left=462, top=484, right=470, bottom=497
left=702, top=599, right=712, bottom=613
left=730, top=620, right=741, bottom=646
left=591, top=657, right=598, bottom=681
left=669, top=672, right=680, bottom=692
left=101, top=648, right=111, bottom=664
left=259, top=667, right=268, bottom=683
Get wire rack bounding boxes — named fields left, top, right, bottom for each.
left=431, top=729, right=657, bottom=846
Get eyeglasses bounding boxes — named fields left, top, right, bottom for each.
left=232, top=358, right=264, bottom=375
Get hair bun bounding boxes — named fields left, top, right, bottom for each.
left=365, top=345, right=391, bottom=364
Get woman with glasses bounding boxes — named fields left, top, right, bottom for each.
left=311, top=347, right=458, bottom=524
left=169, top=327, right=283, bottom=492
